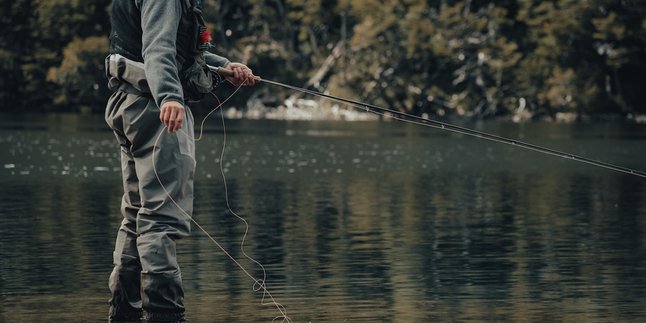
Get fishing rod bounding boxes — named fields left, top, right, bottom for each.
left=211, top=66, right=646, bottom=179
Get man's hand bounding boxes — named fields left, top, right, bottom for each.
left=225, top=62, right=256, bottom=86
left=160, top=101, right=185, bottom=133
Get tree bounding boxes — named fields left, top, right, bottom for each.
left=0, top=0, right=111, bottom=111
left=333, top=1, right=523, bottom=118
left=590, top=0, right=646, bottom=115
left=0, top=0, right=37, bottom=111
left=47, top=36, right=110, bottom=112
left=1, top=0, right=646, bottom=119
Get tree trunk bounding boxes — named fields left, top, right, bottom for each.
left=288, top=41, right=344, bottom=102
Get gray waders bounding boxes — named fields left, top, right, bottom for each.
left=105, top=85, right=195, bottom=322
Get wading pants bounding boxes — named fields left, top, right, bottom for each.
left=105, top=86, right=195, bottom=322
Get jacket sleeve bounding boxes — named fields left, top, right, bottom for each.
left=204, top=52, right=230, bottom=68
left=140, top=0, right=184, bottom=108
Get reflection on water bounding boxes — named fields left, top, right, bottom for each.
left=1, top=115, right=645, bottom=322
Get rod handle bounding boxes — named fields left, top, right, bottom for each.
left=209, top=65, right=261, bottom=81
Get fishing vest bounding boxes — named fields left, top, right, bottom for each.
left=107, top=0, right=215, bottom=100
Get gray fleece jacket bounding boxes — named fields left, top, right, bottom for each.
left=139, top=0, right=229, bottom=108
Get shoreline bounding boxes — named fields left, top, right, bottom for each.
left=1, top=101, right=645, bottom=124
left=215, top=98, right=646, bottom=124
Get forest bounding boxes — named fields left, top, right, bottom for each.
left=1, top=0, right=645, bottom=121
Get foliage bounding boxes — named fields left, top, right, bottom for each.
left=0, top=0, right=645, bottom=120
left=47, top=36, right=109, bottom=111
left=0, top=0, right=110, bottom=112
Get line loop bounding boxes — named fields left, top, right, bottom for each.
left=152, top=81, right=292, bottom=323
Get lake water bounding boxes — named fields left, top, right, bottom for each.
left=1, top=114, right=645, bottom=322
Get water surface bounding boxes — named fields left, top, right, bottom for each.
left=1, top=114, right=645, bottom=322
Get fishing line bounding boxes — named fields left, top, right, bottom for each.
left=258, top=78, right=646, bottom=179
left=152, top=82, right=291, bottom=323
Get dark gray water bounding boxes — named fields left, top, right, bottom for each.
left=1, top=114, right=645, bottom=322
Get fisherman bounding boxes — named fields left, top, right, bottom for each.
left=104, top=0, right=255, bottom=321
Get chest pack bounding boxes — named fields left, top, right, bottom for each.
left=180, top=0, right=218, bottom=101
left=183, top=0, right=212, bottom=55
